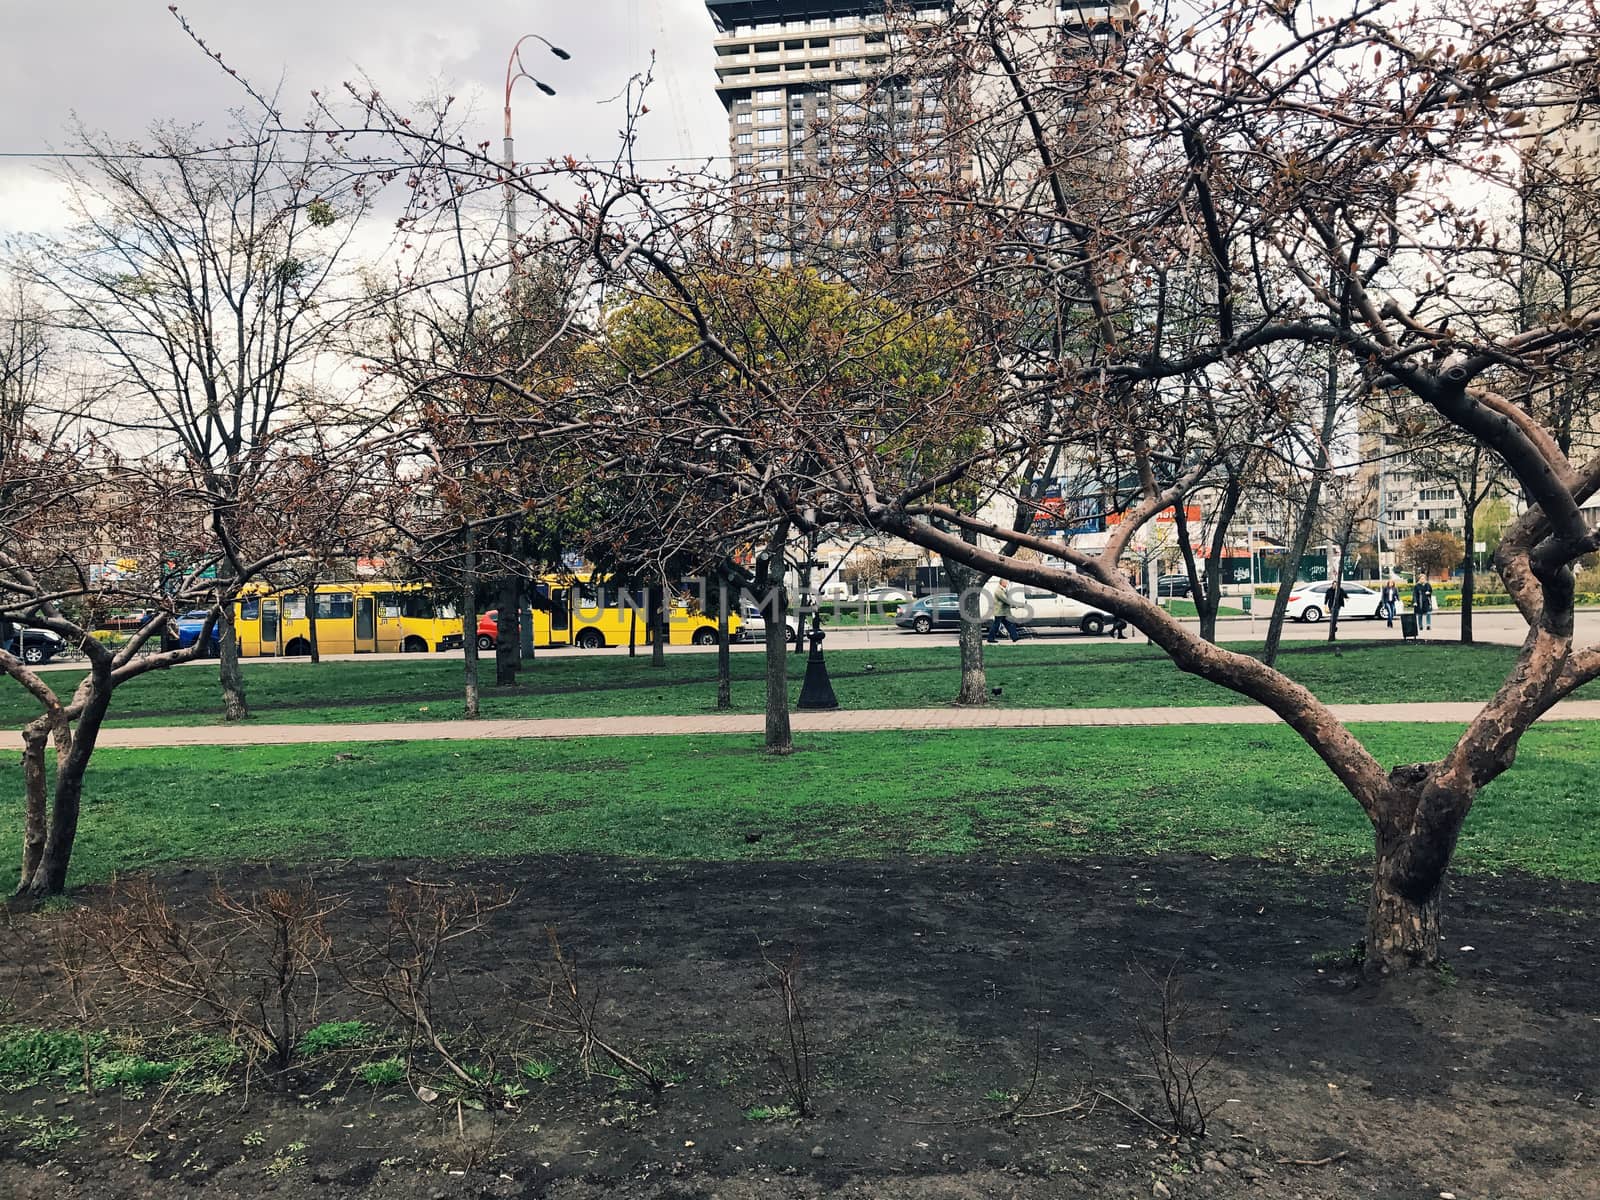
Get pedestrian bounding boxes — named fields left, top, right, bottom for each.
left=1327, top=580, right=1345, bottom=619
left=985, top=579, right=1022, bottom=644
left=1412, top=575, right=1434, bottom=632
left=1112, top=615, right=1129, bottom=639
left=1380, top=578, right=1400, bottom=628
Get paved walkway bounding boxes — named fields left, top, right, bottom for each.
left=12, top=700, right=1600, bottom=750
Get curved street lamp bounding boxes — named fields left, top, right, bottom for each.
left=502, top=33, right=572, bottom=256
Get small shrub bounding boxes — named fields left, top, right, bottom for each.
left=356, top=1056, right=405, bottom=1087
left=94, top=1055, right=178, bottom=1092
left=1311, top=944, right=1366, bottom=971
left=296, top=1020, right=374, bottom=1058
left=743, top=1103, right=797, bottom=1121
left=4, top=1114, right=81, bottom=1154
left=519, top=1057, right=558, bottom=1083
left=0, top=1027, right=102, bottom=1092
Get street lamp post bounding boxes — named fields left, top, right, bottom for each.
left=502, top=33, right=571, bottom=261
left=796, top=528, right=839, bottom=711
left=499, top=34, right=569, bottom=662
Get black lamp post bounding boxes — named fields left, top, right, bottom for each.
left=796, top=527, right=839, bottom=710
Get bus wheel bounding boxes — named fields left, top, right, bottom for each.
left=284, top=638, right=311, bottom=657
left=574, top=628, right=606, bottom=650
left=692, top=627, right=718, bottom=646
left=401, top=636, right=428, bottom=653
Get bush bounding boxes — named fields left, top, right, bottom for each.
left=356, top=1056, right=405, bottom=1087
left=0, top=1028, right=102, bottom=1092
left=296, top=1020, right=375, bottom=1057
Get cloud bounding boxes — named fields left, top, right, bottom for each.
left=0, top=0, right=730, bottom=237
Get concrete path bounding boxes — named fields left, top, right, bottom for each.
left=13, top=700, right=1600, bottom=750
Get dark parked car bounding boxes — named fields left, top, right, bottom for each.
left=1153, top=574, right=1192, bottom=598
left=4, top=627, right=67, bottom=666
left=894, top=592, right=963, bottom=633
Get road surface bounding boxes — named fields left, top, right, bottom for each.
left=31, top=606, right=1598, bottom=671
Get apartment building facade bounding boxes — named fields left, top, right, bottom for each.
left=702, top=1, right=1119, bottom=261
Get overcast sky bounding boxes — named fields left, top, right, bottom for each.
left=0, top=0, right=731, bottom=237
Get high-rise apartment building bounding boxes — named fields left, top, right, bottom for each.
left=701, top=2, right=1119, bottom=261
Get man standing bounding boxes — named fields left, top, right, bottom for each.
left=1380, top=578, right=1401, bottom=628
left=1412, top=575, right=1435, bottom=633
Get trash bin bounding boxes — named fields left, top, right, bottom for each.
left=1240, top=594, right=1253, bottom=614
left=1400, top=612, right=1418, bottom=640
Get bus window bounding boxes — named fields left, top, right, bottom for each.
left=577, top=583, right=600, bottom=608
left=317, top=592, right=354, bottom=620
left=400, top=594, right=435, bottom=620
left=283, top=594, right=307, bottom=619
left=239, top=597, right=260, bottom=621
left=377, top=593, right=404, bottom=618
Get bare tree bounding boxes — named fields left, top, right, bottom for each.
left=195, top=0, right=1600, bottom=977
left=22, top=115, right=371, bottom=720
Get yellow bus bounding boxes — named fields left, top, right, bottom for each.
left=480, top=574, right=740, bottom=650
left=233, top=582, right=464, bottom=656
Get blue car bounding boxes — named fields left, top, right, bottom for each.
left=169, top=609, right=221, bottom=655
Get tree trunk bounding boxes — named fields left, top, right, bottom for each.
left=1263, top=494, right=1321, bottom=667
left=1460, top=504, right=1476, bottom=646
left=23, top=677, right=112, bottom=897
left=1365, top=826, right=1444, bottom=977
left=956, top=614, right=988, bottom=705
left=1265, top=348, right=1342, bottom=668
left=218, top=606, right=250, bottom=722
left=495, top=578, right=519, bottom=687
left=462, top=536, right=480, bottom=719
left=17, top=721, right=49, bottom=894
left=764, top=585, right=792, bottom=754
left=945, top=557, right=988, bottom=705
left=306, top=591, right=321, bottom=664
left=629, top=608, right=638, bottom=657
left=1177, top=475, right=1241, bottom=645
left=716, top=577, right=732, bottom=711
left=651, top=582, right=667, bottom=668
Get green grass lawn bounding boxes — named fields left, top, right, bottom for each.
left=4, top=641, right=1561, bottom=729
left=1163, top=599, right=1245, bottom=618
left=5, top=723, right=1596, bottom=892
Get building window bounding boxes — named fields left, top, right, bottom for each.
left=758, top=108, right=782, bottom=123
left=736, top=111, right=753, bottom=125
left=755, top=88, right=782, bottom=102
left=738, top=152, right=753, bottom=164
left=758, top=128, right=784, bottom=144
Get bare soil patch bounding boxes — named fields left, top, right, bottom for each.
left=2, top=854, right=1595, bottom=1199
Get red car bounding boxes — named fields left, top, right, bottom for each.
left=475, top=609, right=500, bottom=650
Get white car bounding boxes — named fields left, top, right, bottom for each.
left=739, top=603, right=802, bottom=643
left=1285, top=581, right=1401, bottom=623
left=853, top=586, right=912, bottom=606
left=1008, top=588, right=1118, bottom=634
